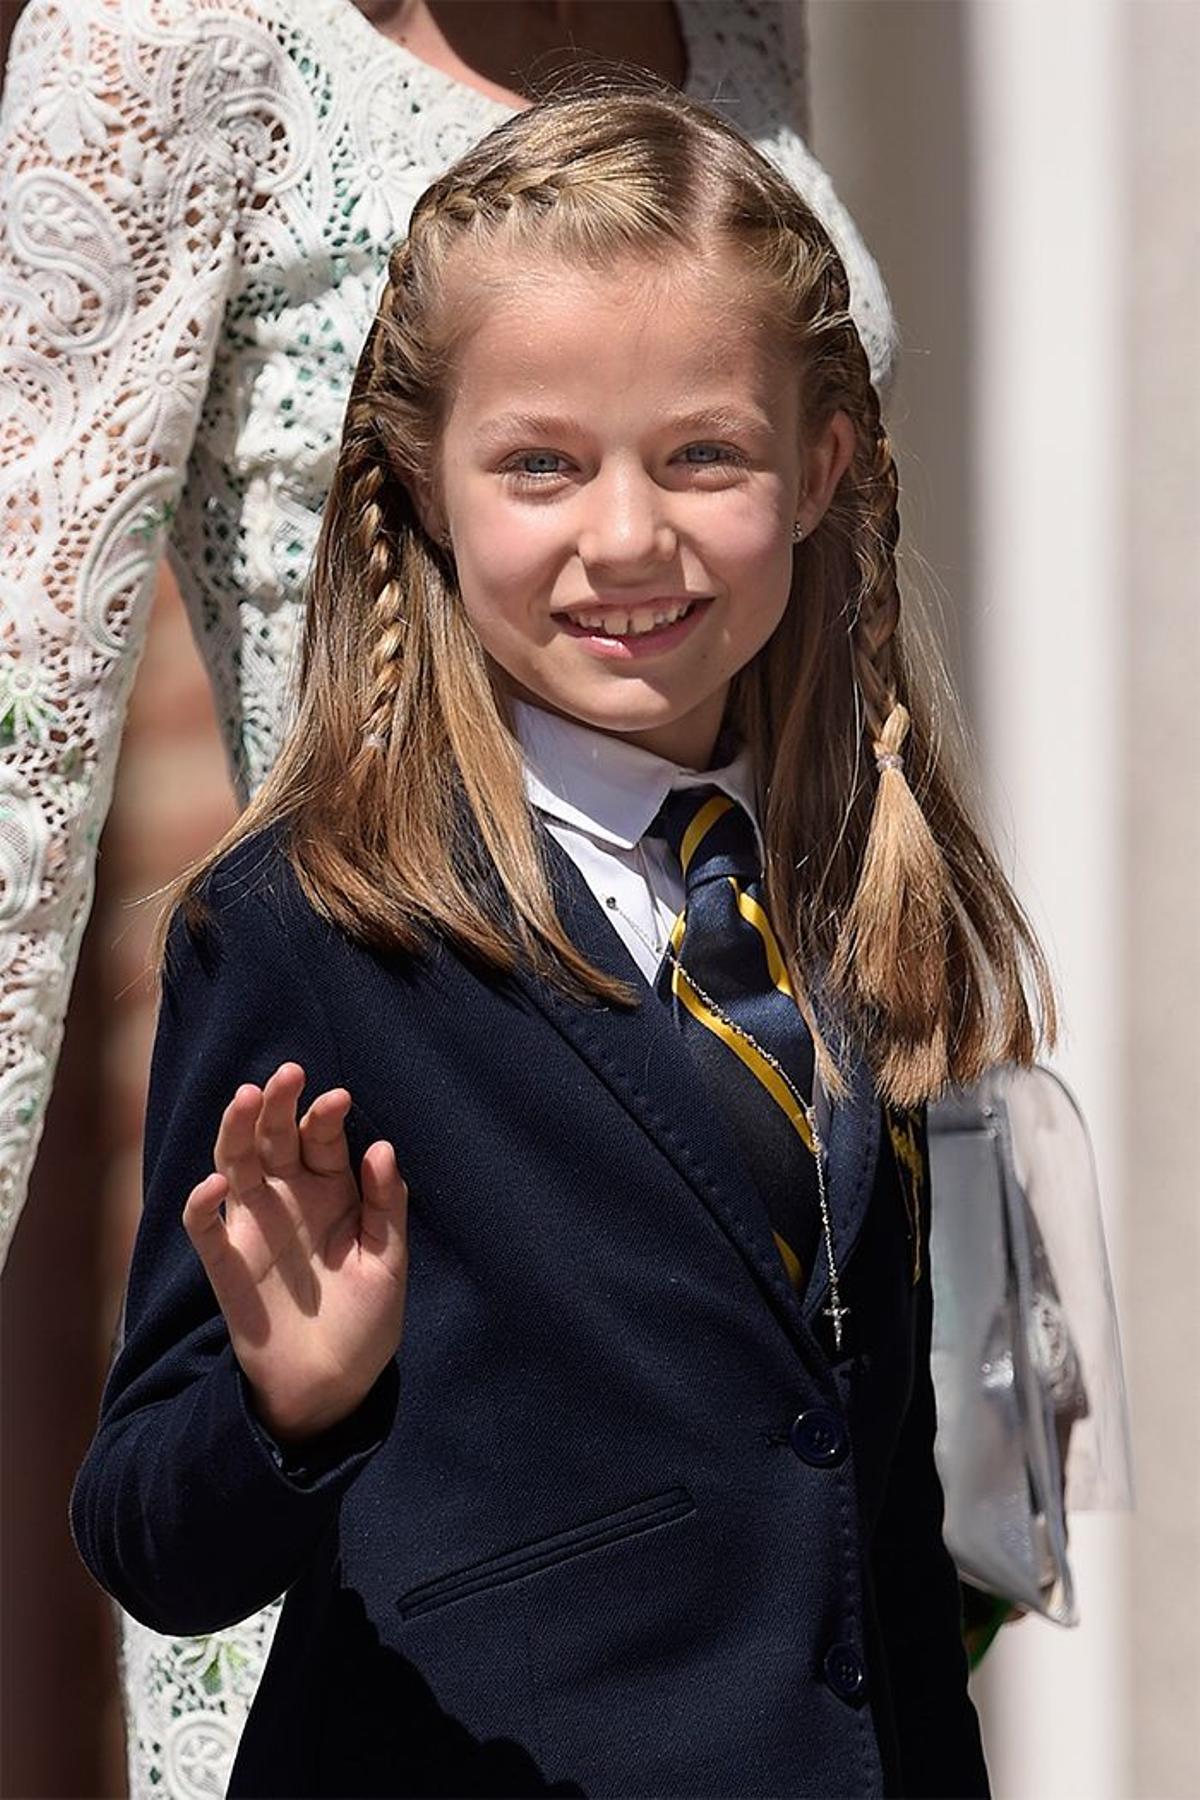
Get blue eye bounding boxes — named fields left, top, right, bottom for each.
left=681, top=444, right=747, bottom=467
left=502, top=452, right=566, bottom=484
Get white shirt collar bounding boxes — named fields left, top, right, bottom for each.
left=511, top=698, right=761, bottom=852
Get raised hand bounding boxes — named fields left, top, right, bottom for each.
left=182, top=1062, right=409, bottom=1445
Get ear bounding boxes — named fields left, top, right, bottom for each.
left=405, top=470, right=444, bottom=543
left=796, top=408, right=856, bottom=534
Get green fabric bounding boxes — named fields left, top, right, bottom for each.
left=959, top=1579, right=1021, bottom=1671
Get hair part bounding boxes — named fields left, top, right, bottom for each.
left=151, top=70, right=1057, bottom=1107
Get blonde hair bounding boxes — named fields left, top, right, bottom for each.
left=152, top=72, right=1057, bottom=1107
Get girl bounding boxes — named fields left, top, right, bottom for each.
left=2, top=2, right=894, bottom=1782
left=71, top=78, right=1054, bottom=1797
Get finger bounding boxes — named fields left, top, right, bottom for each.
left=255, top=1061, right=307, bottom=1174
left=213, top=1084, right=269, bottom=1198
left=358, top=1141, right=409, bottom=1274
left=182, top=1170, right=232, bottom=1266
left=297, top=1086, right=354, bottom=1178
left=181, top=1170, right=272, bottom=1348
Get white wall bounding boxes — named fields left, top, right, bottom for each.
left=960, top=5, right=1129, bottom=1792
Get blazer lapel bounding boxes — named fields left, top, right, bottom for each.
left=507, top=831, right=878, bottom=1370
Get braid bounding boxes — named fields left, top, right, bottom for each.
left=416, top=167, right=568, bottom=230
left=825, top=361, right=963, bottom=1101
left=845, top=407, right=902, bottom=737
left=346, top=251, right=443, bottom=770
left=354, top=451, right=407, bottom=749
left=335, top=384, right=410, bottom=772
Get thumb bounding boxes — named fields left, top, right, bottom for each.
left=358, top=1140, right=408, bottom=1275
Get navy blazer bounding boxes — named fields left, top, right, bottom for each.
left=71, top=822, right=990, bottom=1798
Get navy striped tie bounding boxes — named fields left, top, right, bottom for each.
left=652, top=787, right=821, bottom=1293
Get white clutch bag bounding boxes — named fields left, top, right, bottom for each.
left=926, top=1064, right=1134, bottom=1625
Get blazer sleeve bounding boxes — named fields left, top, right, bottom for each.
left=69, top=856, right=400, bottom=1636
left=870, top=1106, right=992, bottom=1799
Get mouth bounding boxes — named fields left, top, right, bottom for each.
left=552, top=595, right=713, bottom=650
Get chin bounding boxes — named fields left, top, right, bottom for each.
left=520, top=683, right=667, bottom=732
left=574, top=701, right=685, bottom=739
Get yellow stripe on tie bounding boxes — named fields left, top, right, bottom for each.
left=729, top=881, right=795, bottom=1000
left=679, top=794, right=733, bottom=879
left=671, top=962, right=815, bottom=1156
left=773, top=1230, right=805, bottom=1292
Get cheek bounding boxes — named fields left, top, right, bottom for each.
left=719, top=517, right=795, bottom=619
left=438, top=467, right=521, bottom=583
left=456, top=513, right=553, bottom=624
left=714, top=537, right=796, bottom=671
left=709, top=498, right=791, bottom=577
left=455, top=565, right=552, bottom=671
left=456, top=515, right=599, bottom=677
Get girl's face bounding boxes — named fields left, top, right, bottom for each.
left=425, top=250, right=854, bottom=769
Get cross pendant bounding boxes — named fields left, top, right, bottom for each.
left=822, top=1297, right=851, bottom=1352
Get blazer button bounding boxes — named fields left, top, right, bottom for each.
left=789, top=1406, right=849, bottom=1467
left=823, top=1641, right=868, bottom=1705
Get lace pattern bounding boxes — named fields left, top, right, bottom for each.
left=114, top=1596, right=281, bottom=1799
left=0, top=2, right=898, bottom=1791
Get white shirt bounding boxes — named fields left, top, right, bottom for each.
left=510, top=699, right=763, bottom=986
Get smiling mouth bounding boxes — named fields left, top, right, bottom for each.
left=554, top=598, right=707, bottom=639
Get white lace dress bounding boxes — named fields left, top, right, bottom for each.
left=0, top=0, right=898, bottom=1791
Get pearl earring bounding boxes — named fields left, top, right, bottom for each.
left=792, top=521, right=805, bottom=543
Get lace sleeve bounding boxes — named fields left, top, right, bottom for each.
left=0, top=0, right=242, bottom=1269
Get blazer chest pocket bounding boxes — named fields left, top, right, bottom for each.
left=396, top=1486, right=696, bottom=1621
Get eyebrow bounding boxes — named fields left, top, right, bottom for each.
left=473, top=405, right=774, bottom=446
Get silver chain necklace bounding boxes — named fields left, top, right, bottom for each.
left=603, top=866, right=850, bottom=1352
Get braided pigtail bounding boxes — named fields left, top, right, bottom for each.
left=748, top=212, right=1056, bottom=1105
left=823, top=377, right=1055, bottom=1103
left=348, top=451, right=407, bottom=760
left=337, top=247, right=433, bottom=786
left=823, top=403, right=957, bottom=1095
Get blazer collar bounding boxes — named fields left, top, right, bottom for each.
left=507, top=830, right=882, bottom=1371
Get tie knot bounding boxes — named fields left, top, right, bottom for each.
left=652, top=786, right=761, bottom=890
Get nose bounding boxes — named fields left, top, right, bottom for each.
left=575, top=459, right=678, bottom=574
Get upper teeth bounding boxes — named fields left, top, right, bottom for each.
left=568, top=600, right=693, bottom=636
